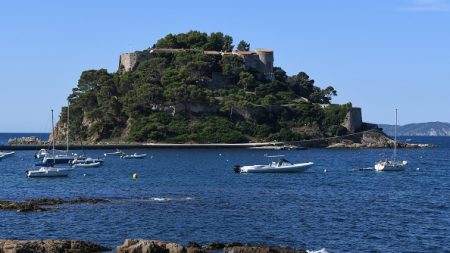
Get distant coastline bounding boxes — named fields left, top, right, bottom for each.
left=378, top=122, right=450, bottom=136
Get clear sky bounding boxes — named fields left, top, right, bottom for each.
left=0, top=0, right=449, bottom=132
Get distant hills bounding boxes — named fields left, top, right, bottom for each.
left=377, top=122, right=450, bottom=136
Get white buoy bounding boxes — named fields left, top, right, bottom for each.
left=83, top=173, right=87, bottom=177
left=324, top=169, right=327, bottom=173
left=416, top=168, right=420, bottom=171
left=132, top=173, right=139, bottom=180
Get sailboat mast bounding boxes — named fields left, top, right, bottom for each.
left=51, top=109, right=55, bottom=157
left=394, top=108, right=398, bottom=162
left=66, top=101, right=69, bottom=154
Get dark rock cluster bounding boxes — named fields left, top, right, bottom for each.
left=0, top=239, right=308, bottom=253
left=0, top=198, right=108, bottom=212
left=116, top=240, right=307, bottom=253
left=0, top=239, right=110, bottom=253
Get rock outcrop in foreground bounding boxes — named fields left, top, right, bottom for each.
left=0, top=239, right=308, bottom=253
left=0, top=240, right=110, bottom=253
left=116, top=239, right=307, bottom=253
left=0, top=198, right=108, bottom=212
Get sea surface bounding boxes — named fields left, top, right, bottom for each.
left=1, top=135, right=449, bottom=252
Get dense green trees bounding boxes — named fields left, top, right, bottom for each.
left=237, top=40, right=250, bottom=51
left=62, top=31, right=349, bottom=143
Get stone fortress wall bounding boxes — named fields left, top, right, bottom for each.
left=119, top=48, right=274, bottom=80
left=343, top=107, right=363, bottom=133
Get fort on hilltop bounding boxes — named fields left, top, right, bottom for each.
left=119, top=48, right=274, bottom=80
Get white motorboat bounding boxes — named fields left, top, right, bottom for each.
left=0, top=151, right=15, bottom=159
left=121, top=153, right=147, bottom=159
left=104, top=149, right=124, bottom=156
left=27, top=167, right=72, bottom=177
left=71, top=157, right=103, bottom=168
left=72, top=161, right=102, bottom=168
left=71, top=157, right=104, bottom=165
left=234, top=155, right=314, bottom=173
left=374, top=109, right=407, bottom=172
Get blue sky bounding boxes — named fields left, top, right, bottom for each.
left=0, top=0, right=449, bottom=132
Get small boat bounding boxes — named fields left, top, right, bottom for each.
left=27, top=167, right=72, bottom=177
left=72, top=161, right=102, bottom=168
left=42, top=153, right=79, bottom=164
left=374, top=109, right=407, bottom=172
left=0, top=151, right=15, bottom=159
left=104, top=149, right=124, bottom=156
left=120, top=153, right=147, bottom=159
left=234, top=155, right=314, bottom=173
left=34, top=149, right=49, bottom=159
left=71, top=157, right=103, bottom=168
left=70, top=157, right=104, bottom=164
left=374, top=160, right=408, bottom=172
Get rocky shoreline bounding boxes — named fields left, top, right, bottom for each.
left=0, top=240, right=110, bottom=253
left=0, top=239, right=309, bottom=253
left=3, top=130, right=435, bottom=150
left=0, top=198, right=109, bottom=212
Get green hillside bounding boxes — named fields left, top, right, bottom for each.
left=58, top=31, right=351, bottom=143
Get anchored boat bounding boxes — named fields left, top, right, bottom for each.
left=121, top=153, right=147, bottom=159
left=374, top=109, right=408, bottom=172
left=234, top=155, right=314, bottom=173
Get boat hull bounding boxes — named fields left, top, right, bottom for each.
left=238, top=162, right=314, bottom=173
left=374, top=161, right=407, bottom=172
left=0, top=151, right=15, bottom=159
left=121, top=154, right=147, bottom=159
left=43, top=156, right=76, bottom=164
left=104, top=151, right=124, bottom=156
left=27, top=167, right=72, bottom=177
left=72, top=162, right=101, bottom=168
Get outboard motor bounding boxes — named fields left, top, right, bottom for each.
left=233, top=165, right=241, bottom=173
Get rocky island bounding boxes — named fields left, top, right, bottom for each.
left=42, top=30, right=397, bottom=149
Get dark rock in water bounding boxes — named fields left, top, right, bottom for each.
left=186, top=242, right=201, bottom=248
left=0, top=239, right=110, bottom=252
left=0, top=198, right=109, bottom=212
left=116, top=240, right=307, bottom=253
left=226, top=242, right=244, bottom=247
left=206, top=242, right=226, bottom=250
left=223, top=245, right=307, bottom=253
left=186, top=242, right=206, bottom=253
left=116, top=239, right=187, bottom=253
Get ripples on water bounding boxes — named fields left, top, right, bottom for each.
left=0, top=136, right=449, bottom=252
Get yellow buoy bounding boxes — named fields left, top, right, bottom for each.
left=132, top=173, right=139, bottom=180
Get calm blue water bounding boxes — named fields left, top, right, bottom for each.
left=1, top=136, right=449, bottom=252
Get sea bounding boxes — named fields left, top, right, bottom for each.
left=1, top=133, right=449, bottom=252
